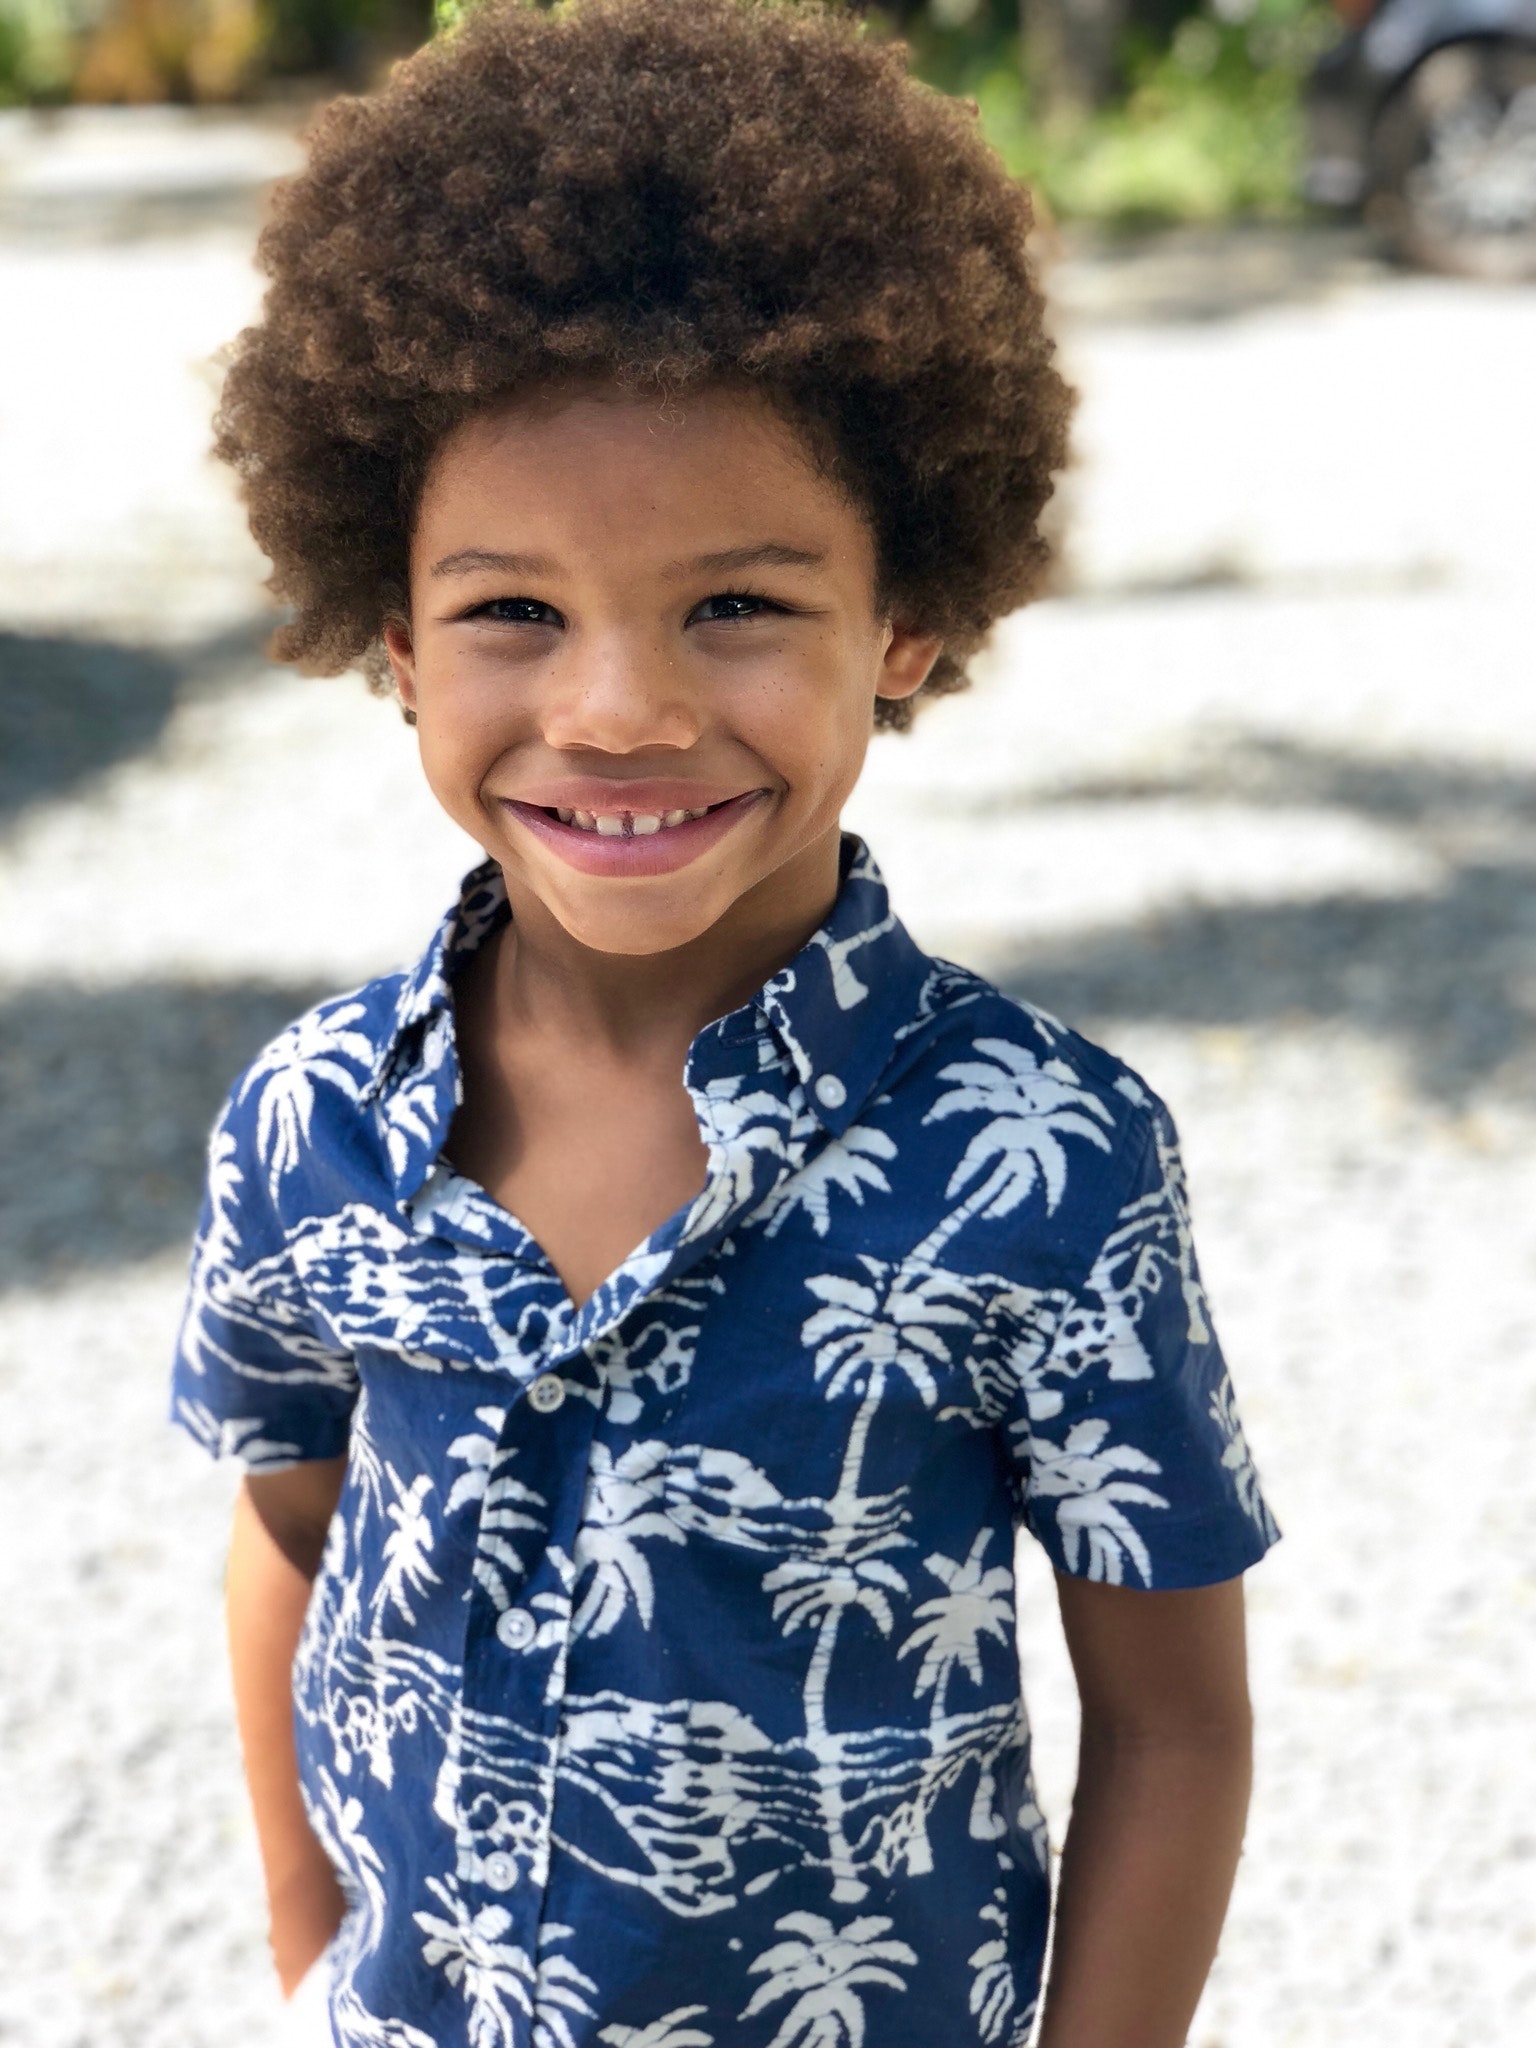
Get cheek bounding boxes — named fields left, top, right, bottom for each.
left=410, top=700, right=503, bottom=828
left=750, top=678, right=876, bottom=816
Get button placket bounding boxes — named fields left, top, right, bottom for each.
left=455, top=1354, right=604, bottom=1936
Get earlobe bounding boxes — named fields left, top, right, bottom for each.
left=876, top=627, right=944, bottom=704
left=382, top=619, right=419, bottom=712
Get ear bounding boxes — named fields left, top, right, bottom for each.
left=876, top=624, right=944, bottom=705
left=382, top=618, right=419, bottom=713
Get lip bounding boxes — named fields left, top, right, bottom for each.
left=498, top=790, right=768, bottom=877
left=511, top=778, right=750, bottom=815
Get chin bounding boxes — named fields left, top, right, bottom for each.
left=541, top=885, right=733, bottom=960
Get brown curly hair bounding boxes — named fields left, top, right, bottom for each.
left=215, top=0, right=1070, bottom=731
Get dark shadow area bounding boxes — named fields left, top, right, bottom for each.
left=0, top=977, right=332, bottom=1290
left=957, top=735, right=1536, bottom=830
left=0, top=618, right=275, bottom=825
left=978, top=739, right=1536, bottom=1106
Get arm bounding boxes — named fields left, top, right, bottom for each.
left=1035, top=1573, right=1253, bottom=2048
left=226, top=1457, right=348, bottom=1995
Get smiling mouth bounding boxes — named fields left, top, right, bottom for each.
left=499, top=790, right=765, bottom=867
left=542, top=802, right=726, bottom=837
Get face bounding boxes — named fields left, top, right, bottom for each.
left=384, top=383, right=940, bottom=958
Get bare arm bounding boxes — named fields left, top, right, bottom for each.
left=1035, top=1573, right=1253, bottom=2048
left=226, top=1457, right=348, bottom=1995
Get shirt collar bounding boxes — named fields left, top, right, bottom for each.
left=723, top=835, right=931, bottom=1138
left=362, top=859, right=509, bottom=1107
left=366, top=835, right=930, bottom=1197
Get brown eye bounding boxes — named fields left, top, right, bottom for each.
left=473, top=598, right=562, bottom=626
left=691, top=592, right=784, bottom=624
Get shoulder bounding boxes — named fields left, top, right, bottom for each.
left=231, top=970, right=406, bottom=1104
left=899, top=956, right=1170, bottom=1157
left=209, top=969, right=411, bottom=1205
left=872, top=957, right=1182, bottom=1285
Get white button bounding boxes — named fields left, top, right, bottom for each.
left=814, top=1073, right=847, bottom=1111
left=483, top=1851, right=517, bottom=1892
left=496, top=1607, right=537, bottom=1651
left=527, top=1373, right=566, bottom=1414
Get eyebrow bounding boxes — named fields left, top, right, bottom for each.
left=666, top=543, right=826, bottom=577
left=429, top=547, right=562, bottom=580
left=428, top=540, right=828, bottom=582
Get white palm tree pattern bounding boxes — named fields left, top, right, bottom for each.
left=915, top=1039, right=1115, bottom=1262
left=740, top=1912, right=916, bottom=2048
left=756, top=1123, right=896, bottom=1239
left=172, top=846, right=1276, bottom=2047
left=967, top=1888, right=1037, bottom=2047
left=236, top=998, right=376, bottom=1200
left=597, top=2011, right=714, bottom=2048
left=1208, top=1376, right=1280, bottom=1545
left=899, top=1533, right=1015, bottom=1720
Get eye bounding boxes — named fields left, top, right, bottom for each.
left=690, top=589, right=787, bottom=625
left=468, top=597, right=563, bottom=627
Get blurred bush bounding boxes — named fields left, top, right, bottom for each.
left=0, top=0, right=1338, bottom=226
left=884, top=0, right=1338, bottom=224
left=0, top=0, right=430, bottom=101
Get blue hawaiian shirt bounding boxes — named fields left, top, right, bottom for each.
left=172, top=838, right=1277, bottom=2048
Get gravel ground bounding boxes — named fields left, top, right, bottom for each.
left=1, top=107, right=1534, bottom=2048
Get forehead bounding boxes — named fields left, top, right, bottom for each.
left=414, top=382, right=873, bottom=572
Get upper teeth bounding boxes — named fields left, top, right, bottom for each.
left=555, top=807, right=711, bottom=834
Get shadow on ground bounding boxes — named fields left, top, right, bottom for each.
left=0, top=978, right=330, bottom=1290
left=0, top=620, right=273, bottom=823
left=976, top=739, right=1536, bottom=1107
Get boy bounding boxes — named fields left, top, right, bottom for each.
left=174, top=4, right=1278, bottom=2044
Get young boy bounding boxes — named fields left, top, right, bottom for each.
left=174, top=4, right=1278, bottom=2044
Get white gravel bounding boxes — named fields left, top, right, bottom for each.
left=1, top=109, right=1533, bottom=2048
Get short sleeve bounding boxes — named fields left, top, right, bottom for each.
left=1007, top=1097, right=1279, bottom=1588
left=171, top=1099, right=359, bottom=1472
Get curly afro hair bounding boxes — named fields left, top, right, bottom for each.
left=215, top=0, right=1071, bottom=731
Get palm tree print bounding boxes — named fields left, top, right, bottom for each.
left=445, top=1408, right=511, bottom=1514
left=915, top=1039, right=1114, bottom=1261
left=532, top=1924, right=605, bottom=2048
left=1209, top=1377, right=1278, bottom=1543
left=597, top=2009, right=713, bottom=2048
left=898, top=1531, right=1014, bottom=1720
left=681, top=1077, right=803, bottom=1244
left=199, top=1124, right=244, bottom=1259
left=415, top=1885, right=596, bottom=2048
left=572, top=1442, right=685, bottom=1638
left=967, top=1889, right=1035, bottom=2047
left=371, top=1465, right=441, bottom=1627
left=759, top=1124, right=897, bottom=1239
left=238, top=999, right=375, bottom=1199
left=802, top=1256, right=981, bottom=1498
left=443, top=1424, right=548, bottom=1615
left=1022, top=1417, right=1170, bottom=1585
left=740, top=1911, right=916, bottom=2048
left=792, top=1255, right=979, bottom=1897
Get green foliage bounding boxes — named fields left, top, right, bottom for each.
left=0, top=0, right=87, bottom=103
left=898, top=0, right=1339, bottom=226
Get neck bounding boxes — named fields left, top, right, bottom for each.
left=494, top=831, right=845, bottom=1058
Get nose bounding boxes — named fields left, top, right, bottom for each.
left=539, top=627, right=702, bottom=755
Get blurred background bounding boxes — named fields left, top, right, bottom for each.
left=0, top=2, right=1533, bottom=2045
